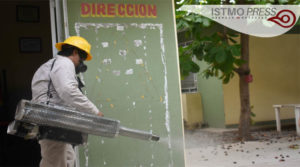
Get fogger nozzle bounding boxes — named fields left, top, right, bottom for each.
left=119, top=126, right=160, bottom=141
left=151, top=135, right=160, bottom=141
left=13, top=100, right=160, bottom=142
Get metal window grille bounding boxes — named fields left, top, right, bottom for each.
left=179, top=40, right=198, bottom=93
left=181, top=72, right=198, bottom=93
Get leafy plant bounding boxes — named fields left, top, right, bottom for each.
left=175, top=0, right=299, bottom=140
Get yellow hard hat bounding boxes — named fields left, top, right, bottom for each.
left=55, top=36, right=92, bottom=61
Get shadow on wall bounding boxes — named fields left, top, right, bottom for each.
left=0, top=0, right=53, bottom=166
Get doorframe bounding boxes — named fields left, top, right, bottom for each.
left=49, top=1, right=79, bottom=166
left=49, top=0, right=69, bottom=57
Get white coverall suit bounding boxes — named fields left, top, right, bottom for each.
left=31, top=55, right=99, bottom=167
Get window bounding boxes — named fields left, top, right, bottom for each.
left=179, top=39, right=198, bottom=93
left=181, top=71, right=198, bottom=93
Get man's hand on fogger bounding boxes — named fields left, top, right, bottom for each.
left=97, top=111, right=104, bottom=117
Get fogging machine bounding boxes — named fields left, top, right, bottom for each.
left=7, top=100, right=159, bottom=145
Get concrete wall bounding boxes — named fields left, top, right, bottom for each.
left=197, top=61, right=226, bottom=128
left=182, top=93, right=203, bottom=129
left=66, top=0, right=185, bottom=166
left=223, top=34, right=300, bottom=125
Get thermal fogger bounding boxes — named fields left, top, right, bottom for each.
left=7, top=99, right=159, bottom=145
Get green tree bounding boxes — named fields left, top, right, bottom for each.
left=176, top=0, right=300, bottom=140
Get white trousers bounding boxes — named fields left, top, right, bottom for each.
left=39, top=139, right=76, bottom=167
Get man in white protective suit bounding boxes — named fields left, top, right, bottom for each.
left=31, top=36, right=103, bottom=167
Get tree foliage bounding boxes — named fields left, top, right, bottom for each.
left=176, top=0, right=300, bottom=82
left=176, top=0, right=299, bottom=140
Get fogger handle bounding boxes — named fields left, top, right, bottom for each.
left=119, top=126, right=160, bottom=141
